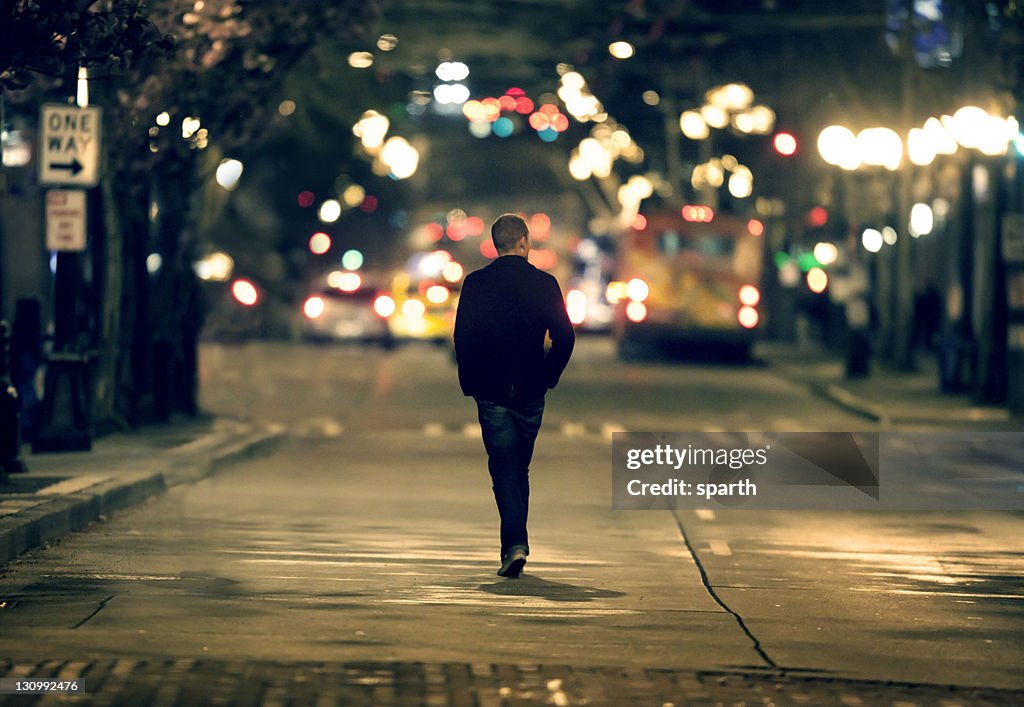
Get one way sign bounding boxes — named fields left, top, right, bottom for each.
left=38, top=104, right=102, bottom=187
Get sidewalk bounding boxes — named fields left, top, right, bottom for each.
left=0, top=416, right=284, bottom=567
left=4, top=341, right=1015, bottom=569
left=758, top=340, right=1021, bottom=429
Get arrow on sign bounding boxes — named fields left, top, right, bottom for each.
left=48, top=158, right=84, bottom=176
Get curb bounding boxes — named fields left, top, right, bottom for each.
left=0, top=421, right=285, bottom=567
left=768, top=360, right=889, bottom=425
left=812, top=382, right=891, bottom=425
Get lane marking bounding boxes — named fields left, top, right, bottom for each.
left=561, top=422, right=586, bottom=437
left=462, top=423, right=480, bottom=437
left=320, top=419, right=344, bottom=438
left=291, top=417, right=345, bottom=439
left=422, top=422, right=444, bottom=438
left=601, top=422, right=626, bottom=442
left=707, top=540, right=732, bottom=557
left=695, top=509, right=716, bottom=521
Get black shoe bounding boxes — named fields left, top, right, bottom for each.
left=497, top=546, right=527, bottom=578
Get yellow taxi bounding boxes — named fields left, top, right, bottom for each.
left=386, top=251, right=464, bottom=344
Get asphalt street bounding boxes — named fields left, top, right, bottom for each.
left=0, top=338, right=1021, bottom=705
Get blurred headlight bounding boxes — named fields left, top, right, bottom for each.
left=626, top=278, right=649, bottom=303
left=739, top=284, right=761, bottom=307
left=402, top=299, right=426, bottom=320
left=566, top=289, right=587, bottom=325
left=606, top=281, right=627, bottom=304
left=425, top=285, right=450, bottom=304
left=374, top=295, right=396, bottom=318
left=304, top=296, right=326, bottom=319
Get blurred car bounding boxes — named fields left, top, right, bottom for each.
left=565, top=277, right=613, bottom=332
left=387, top=273, right=459, bottom=344
left=386, top=252, right=463, bottom=344
left=302, top=284, right=395, bottom=346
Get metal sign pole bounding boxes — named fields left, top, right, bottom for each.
left=33, top=98, right=99, bottom=452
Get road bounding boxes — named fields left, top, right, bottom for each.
left=0, top=338, right=1021, bottom=704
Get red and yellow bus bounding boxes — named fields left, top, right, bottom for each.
left=609, top=208, right=765, bottom=359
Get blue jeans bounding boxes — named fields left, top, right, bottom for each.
left=476, top=396, right=545, bottom=559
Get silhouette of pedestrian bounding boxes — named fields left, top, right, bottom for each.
left=454, top=214, right=575, bottom=578
left=10, top=299, right=42, bottom=441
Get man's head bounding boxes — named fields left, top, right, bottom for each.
left=491, top=214, right=530, bottom=256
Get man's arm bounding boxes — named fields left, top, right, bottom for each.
left=453, top=276, right=480, bottom=397
left=543, top=277, right=575, bottom=389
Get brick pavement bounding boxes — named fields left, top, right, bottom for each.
left=0, top=659, right=1021, bottom=706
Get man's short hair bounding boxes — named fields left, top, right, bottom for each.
left=491, top=214, right=529, bottom=252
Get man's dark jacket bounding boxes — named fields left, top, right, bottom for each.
left=454, top=255, right=575, bottom=406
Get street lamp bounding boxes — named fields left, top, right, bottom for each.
left=817, top=125, right=860, bottom=171
left=816, top=104, right=1019, bottom=385
left=215, top=158, right=243, bottom=191
left=678, top=82, right=775, bottom=207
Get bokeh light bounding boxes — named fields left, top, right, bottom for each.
left=215, top=159, right=243, bottom=191
left=739, top=285, right=761, bottom=307
left=566, top=289, right=587, bottom=325
left=425, top=285, right=450, bottom=304
left=232, top=279, right=259, bottom=306
left=442, top=261, right=464, bottom=283
left=374, top=295, right=396, bottom=318
left=626, top=301, right=647, bottom=323
left=910, top=203, right=934, bottom=237
left=337, top=272, right=362, bottom=292
left=862, top=228, right=884, bottom=253
left=609, top=41, right=635, bottom=59
left=813, top=242, right=839, bottom=266
left=806, top=267, right=828, bottom=293
left=342, top=249, right=364, bottom=270
left=348, top=52, right=374, bottom=69
left=319, top=200, right=342, bottom=223
left=309, top=232, right=331, bottom=255
left=738, top=305, right=759, bottom=328
left=304, top=296, right=325, bottom=319
left=626, top=278, right=650, bottom=303
left=773, top=132, right=798, bottom=156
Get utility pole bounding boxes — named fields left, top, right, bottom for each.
left=892, top=17, right=917, bottom=370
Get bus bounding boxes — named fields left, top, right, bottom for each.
left=609, top=207, right=765, bottom=360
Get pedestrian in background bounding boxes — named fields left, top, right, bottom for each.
left=454, top=213, right=575, bottom=578
left=10, top=299, right=42, bottom=441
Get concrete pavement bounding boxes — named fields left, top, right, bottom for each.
left=0, top=416, right=284, bottom=566
left=758, top=341, right=1020, bottom=429
left=2, top=426, right=1022, bottom=705
left=1, top=338, right=1022, bottom=706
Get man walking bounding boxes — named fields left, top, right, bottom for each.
left=454, top=214, right=575, bottom=578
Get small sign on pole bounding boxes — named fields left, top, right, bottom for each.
left=46, top=189, right=87, bottom=252
left=38, top=104, right=102, bottom=187
left=1003, top=213, right=1024, bottom=264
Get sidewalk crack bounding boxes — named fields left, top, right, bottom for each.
left=72, top=594, right=115, bottom=629
left=672, top=513, right=777, bottom=669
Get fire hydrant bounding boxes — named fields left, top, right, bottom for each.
left=0, top=320, right=26, bottom=479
